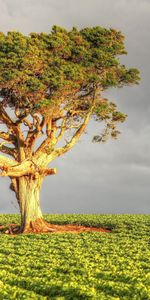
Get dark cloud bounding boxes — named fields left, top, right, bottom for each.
left=0, top=0, right=149, bottom=213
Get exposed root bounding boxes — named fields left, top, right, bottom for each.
left=19, top=218, right=57, bottom=233
left=0, top=219, right=112, bottom=235
left=0, top=224, right=20, bottom=235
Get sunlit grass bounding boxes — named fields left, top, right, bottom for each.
left=0, top=214, right=149, bottom=299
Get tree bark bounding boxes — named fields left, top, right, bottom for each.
left=18, top=175, right=54, bottom=233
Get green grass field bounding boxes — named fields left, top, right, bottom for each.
left=0, top=214, right=149, bottom=299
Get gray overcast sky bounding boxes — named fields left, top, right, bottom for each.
left=0, top=0, right=150, bottom=214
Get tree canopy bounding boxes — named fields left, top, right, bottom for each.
left=0, top=26, right=140, bottom=146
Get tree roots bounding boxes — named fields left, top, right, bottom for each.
left=0, top=219, right=112, bottom=234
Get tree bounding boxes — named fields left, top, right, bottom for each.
left=0, top=25, right=140, bottom=233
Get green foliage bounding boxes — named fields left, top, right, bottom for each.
left=0, top=214, right=149, bottom=299
left=112, top=111, right=127, bottom=122
left=80, top=27, right=127, bottom=54
left=0, top=25, right=140, bottom=119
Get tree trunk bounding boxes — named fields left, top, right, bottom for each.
left=18, top=176, right=54, bottom=233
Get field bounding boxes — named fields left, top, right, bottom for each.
left=0, top=214, right=149, bottom=299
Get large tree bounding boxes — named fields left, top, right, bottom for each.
left=0, top=26, right=140, bottom=233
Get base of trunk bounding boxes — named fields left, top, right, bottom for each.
left=20, top=218, right=56, bottom=233
left=2, top=221, right=112, bottom=234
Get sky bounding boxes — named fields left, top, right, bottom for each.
left=0, top=0, right=150, bottom=214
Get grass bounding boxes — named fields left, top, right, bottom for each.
left=0, top=214, right=150, bottom=299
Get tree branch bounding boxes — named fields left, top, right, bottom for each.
left=0, top=157, right=56, bottom=177
left=0, top=106, right=14, bottom=127
left=0, top=131, right=16, bottom=144
left=50, top=103, right=95, bottom=161
left=35, top=120, right=57, bottom=155
left=24, top=116, right=45, bottom=155
left=0, top=155, right=17, bottom=169
left=0, top=145, right=16, bottom=158
left=55, top=117, right=67, bottom=142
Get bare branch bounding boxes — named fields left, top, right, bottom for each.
left=0, top=145, right=16, bottom=158
left=0, top=132, right=16, bottom=144
left=23, top=118, right=33, bottom=129
left=25, top=116, right=45, bottom=151
left=0, top=106, right=24, bottom=151
left=0, top=155, right=17, bottom=170
left=46, top=118, right=52, bottom=136
left=0, top=159, right=33, bottom=177
left=0, top=158, right=56, bottom=177
left=35, top=120, right=57, bottom=155
left=50, top=102, right=95, bottom=161
left=56, top=117, right=67, bottom=142
left=31, top=113, right=41, bottom=131
left=0, top=105, right=14, bottom=127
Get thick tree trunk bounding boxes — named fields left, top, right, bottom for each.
left=18, top=176, right=53, bottom=233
